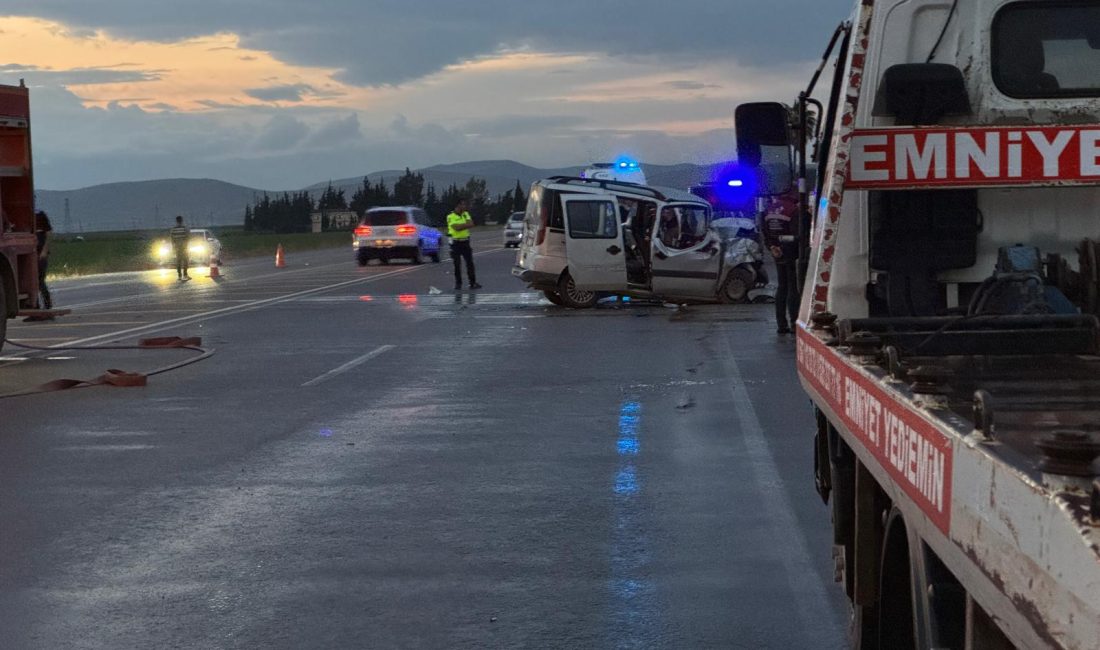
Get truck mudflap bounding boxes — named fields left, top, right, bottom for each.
left=797, top=326, right=1100, bottom=649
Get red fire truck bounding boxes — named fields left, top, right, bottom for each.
left=736, top=1, right=1099, bottom=648
left=0, top=81, right=39, bottom=349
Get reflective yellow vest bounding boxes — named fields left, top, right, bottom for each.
left=447, top=211, right=473, bottom=240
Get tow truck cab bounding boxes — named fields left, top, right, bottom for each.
left=737, top=1, right=1100, bottom=648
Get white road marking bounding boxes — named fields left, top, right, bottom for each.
left=718, top=334, right=846, bottom=640
left=301, top=345, right=397, bottom=387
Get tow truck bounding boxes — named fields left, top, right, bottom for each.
left=735, top=1, right=1100, bottom=648
left=0, top=81, right=42, bottom=350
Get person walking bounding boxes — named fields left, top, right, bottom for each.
left=761, top=193, right=800, bottom=334
left=447, top=200, right=481, bottom=290
left=170, top=215, right=191, bottom=281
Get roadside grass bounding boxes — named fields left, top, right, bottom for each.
left=49, top=231, right=353, bottom=278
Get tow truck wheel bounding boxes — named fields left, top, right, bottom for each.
left=430, top=247, right=441, bottom=263
left=543, top=290, right=564, bottom=306
left=558, top=270, right=597, bottom=309
left=719, top=267, right=754, bottom=304
left=412, top=244, right=424, bottom=265
left=877, top=507, right=916, bottom=649
left=357, top=250, right=370, bottom=267
left=0, top=278, right=6, bottom=351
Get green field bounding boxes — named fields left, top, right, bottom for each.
left=49, top=231, right=354, bottom=278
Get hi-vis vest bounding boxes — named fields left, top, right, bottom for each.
left=447, top=211, right=472, bottom=240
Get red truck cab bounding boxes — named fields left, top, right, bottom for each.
left=0, top=81, right=40, bottom=345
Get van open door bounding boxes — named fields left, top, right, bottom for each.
left=561, top=194, right=626, bottom=290
left=650, top=203, right=722, bottom=299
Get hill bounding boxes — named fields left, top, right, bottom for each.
left=37, top=178, right=273, bottom=233
left=39, top=160, right=724, bottom=232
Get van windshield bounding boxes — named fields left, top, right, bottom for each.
left=363, top=211, right=407, bottom=226
left=993, top=2, right=1100, bottom=98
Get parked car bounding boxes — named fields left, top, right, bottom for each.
left=502, top=212, right=524, bottom=248
left=354, top=206, right=443, bottom=265
left=152, top=228, right=222, bottom=266
left=513, top=176, right=760, bottom=308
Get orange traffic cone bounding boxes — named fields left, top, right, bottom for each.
left=275, top=244, right=286, bottom=268
left=209, top=254, right=221, bottom=279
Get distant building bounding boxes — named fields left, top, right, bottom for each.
left=311, top=210, right=357, bottom=232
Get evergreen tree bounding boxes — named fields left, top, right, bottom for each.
left=512, top=180, right=526, bottom=212
left=393, top=168, right=425, bottom=206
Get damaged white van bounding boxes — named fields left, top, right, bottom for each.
left=513, top=177, right=763, bottom=308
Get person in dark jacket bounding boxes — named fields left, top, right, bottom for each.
left=761, top=193, right=800, bottom=334
left=34, top=210, right=53, bottom=310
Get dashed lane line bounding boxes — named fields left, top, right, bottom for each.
left=301, top=345, right=396, bottom=387
left=28, top=247, right=508, bottom=350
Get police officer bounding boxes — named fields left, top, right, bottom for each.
left=761, top=193, right=800, bottom=334
left=447, top=200, right=481, bottom=290
left=170, top=215, right=191, bottom=281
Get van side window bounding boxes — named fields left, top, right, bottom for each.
left=658, top=206, right=709, bottom=249
left=566, top=200, right=618, bottom=239
left=548, top=190, right=565, bottom=230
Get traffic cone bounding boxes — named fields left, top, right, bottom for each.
left=208, top=254, right=221, bottom=279
left=275, top=244, right=286, bottom=268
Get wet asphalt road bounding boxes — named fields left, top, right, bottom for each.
left=0, top=233, right=848, bottom=649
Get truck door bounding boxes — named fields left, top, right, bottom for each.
left=562, top=194, right=626, bottom=290
left=650, top=203, right=722, bottom=298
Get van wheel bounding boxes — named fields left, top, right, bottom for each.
left=412, top=244, right=424, bottom=265
left=720, top=267, right=755, bottom=304
left=357, top=250, right=370, bottom=267
left=558, top=270, right=597, bottom=309
left=543, top=290, right=564, bottom=306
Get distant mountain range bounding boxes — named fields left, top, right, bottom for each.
left=37, top=160, right=722, bottom=232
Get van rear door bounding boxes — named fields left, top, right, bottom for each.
left=561, top=194, right=626, bottom=290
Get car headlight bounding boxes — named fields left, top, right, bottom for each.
left=189, top=243, right=207, bottom=254
left=154, top=243, right=171, bottom=258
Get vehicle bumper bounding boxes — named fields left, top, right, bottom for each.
left=502, top=231, right=523, bottom=245
left=512, top=266, right=558, bottom=286
left=355, top=236, right=419, bottom=251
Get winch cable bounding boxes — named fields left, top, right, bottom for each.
left=0, top=336, right=213, bottom=399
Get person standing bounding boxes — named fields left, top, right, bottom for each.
left=447, top=200, right=481, bottom=290
left=34, top=210, right=53, bottom=311
left=761, top=193, right=800, bottom=334
left=170, top=215, right=191, bottom=281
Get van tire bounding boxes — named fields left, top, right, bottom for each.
left=720, top=267, right=754, bottom=304
left=412, top=244, right=424, bottom=265
left=357, top=250, right=370, bottom=267
left=558, top=270, right=598, bottom=309
left=543, top=290, right=564, bottom=306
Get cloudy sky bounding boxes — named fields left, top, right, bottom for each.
left=1, top=1, right=851, bottom=190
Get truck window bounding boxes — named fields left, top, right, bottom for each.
left=566, top=200, right=618, bottom=239
left=993, top=2, right=1100, bottom=98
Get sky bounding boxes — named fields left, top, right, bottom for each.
left=0, top=1, right=853, bottom=190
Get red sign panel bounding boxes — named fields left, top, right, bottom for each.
left=846, top=124, right=1100, bottom=189
left=797, top=329, right=953, bottom=534
left=0, top=85, right=29, bottom=120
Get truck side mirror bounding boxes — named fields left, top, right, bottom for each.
left=735, top=102, right=794, bottom=196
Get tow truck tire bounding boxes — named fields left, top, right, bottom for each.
left=412, top=244, right=424, bottom=265
left=557, top=270, right=598, bottom=309
left=877, top=508, right=916, bottom=649
left=0, top=278, right=6, bottom=352
left=543, top=290, right=564, bottom=306
left=430, top=248, right=441, bottom=263
left=357, top=250, right=370, bottom=267
left=719, top=267, right=754, bottom=304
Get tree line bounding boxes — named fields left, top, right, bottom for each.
left=244, top=168, right=527, bottom=233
